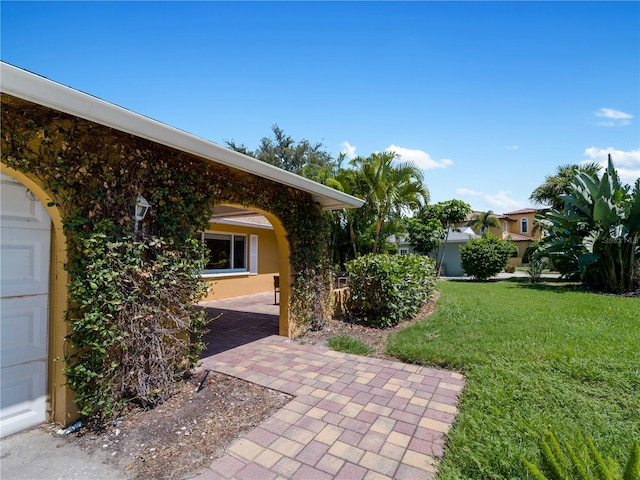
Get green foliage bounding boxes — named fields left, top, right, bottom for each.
left=530, top=162, right=602, bottom=211
left=405, top=215, right=446, bottom=254
left=225, top=124, right=335, bottom=180
left=327, top=335, right=373, bottom=356
left=66, top=232, right=208, bottom=417
left=406, top=199, right=472, bottom=257
left=386, top=280, right=640, bottom=479
left=465, top=210, right=501, bottom=234
left=1, top=95, right=333, bottom=418
left=460, top=234, right=517, bottom=280
left=538, top=155, right=640, bottom=293
left=524, top=430, right=640, bottom=480
left=350, top=151, right=429, bottom=254
left=345, top=253, right=436, bottom=327
left=525, top=257, right=548, bottom=283
left=523, top=240, right=541, bottom=264
left=427, top=199, right=473, bottom=227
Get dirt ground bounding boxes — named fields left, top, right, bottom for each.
left=53, top=294, right=438, bottom=480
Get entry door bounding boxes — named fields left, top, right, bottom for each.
left=0, top=174, right=51, bottom=437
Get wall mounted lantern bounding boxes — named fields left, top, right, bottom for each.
left=133, top=194, right=150, bottom=231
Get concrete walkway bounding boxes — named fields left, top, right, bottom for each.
left=194, top=334, right=464, bottom=479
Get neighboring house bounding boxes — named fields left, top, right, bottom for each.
left=389, top=228, right=480, bottom=277
left=0, top=63, right=363, bottom=437
left=388, top=234, right=415, bottom=255
left=433, top=227, right=480, bottom=277
left=460, top=208, right=543, bottom=267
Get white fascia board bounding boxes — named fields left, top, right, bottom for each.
left=0, top=62, right=364, bottom=211
left=212, top=218, right=274, bottom=230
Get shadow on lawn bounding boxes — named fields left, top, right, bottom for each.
left=508, top=276, right=588, bottom=293
left=444, top=276, right=587, bottom=293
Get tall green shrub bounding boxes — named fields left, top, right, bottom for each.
left=460, top=234, right=517, bottom=280
left=66, top=232, right=209, bottom=417
left=345, top=253, right=436, bottom=327
left=537, top=155, right=640, bottom=293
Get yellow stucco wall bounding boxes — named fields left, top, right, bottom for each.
left=504, top=212, right=541, bottom=239
left=201, top=220, right=280, bottom=301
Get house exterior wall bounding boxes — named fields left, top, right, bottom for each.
left=202, top=221, right=279, bottom=301
left=504, top=211, right=540, bottom=239
left=434, top=242, right=465, bottom=277
left=506, top=241, right=532, bottom=268
left=458, top=210, right=541, bottom=269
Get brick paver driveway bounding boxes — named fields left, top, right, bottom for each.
left=195, top=293, right=464, bottom=480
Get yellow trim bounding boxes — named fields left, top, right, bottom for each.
left=0, top=164, right=76, bottom=426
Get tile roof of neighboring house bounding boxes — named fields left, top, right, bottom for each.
left=506, top=233, right=535, bottom=242
left=465, top=211, right=502, bottom=221
left=503, top=208, right=540, bottom=215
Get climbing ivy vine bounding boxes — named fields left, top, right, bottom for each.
left=1, top=94, right=332, bottom=419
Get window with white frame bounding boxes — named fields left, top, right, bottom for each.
left=202, top=232, right=247, bottom=273
left=399, top=248, right=409, bottom=255
left=503, top=221, right=508, bottom=233
left=521, top=218, right=528, bottom=234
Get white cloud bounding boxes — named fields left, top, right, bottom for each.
left=340, top=141, right=357, bottom=159
left=456, top=188, right=483, bottom=196
left=456, top=188, right=526, bottom=212
left=504, top=145, right=520, bottom=150
left=582, top=146, right=640, bottom=185
left=386, top=145, right=453, bottom=169
left=595, top=108, right=633, bottom=127
left=484, top=191, right=526, bottom=211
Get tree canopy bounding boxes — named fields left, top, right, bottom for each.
left=406, top=200, right=472, bottom=258
left=466, top=210, right=501, bottom=234
left=351, top=151, right=429, bottom=253
left=225, top=124, right=335, bottom=182
left=225, top=126, right=431, bottom=264
left=529, top=163, right=601, bottom=211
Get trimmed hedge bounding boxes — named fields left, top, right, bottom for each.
left=460, top=234, right=517, bottom=280
left=345, top=254, right=436, bottom=327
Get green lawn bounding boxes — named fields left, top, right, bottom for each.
left=386, top=279, right=640, bottom=479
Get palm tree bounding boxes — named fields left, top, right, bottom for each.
left=326, top=164, right=365, bottom=260
left=351, top=152, right=429, bottom=254
left=466, top=210, right=501, bottom=234
left=529, top=163, right=601, bottom=211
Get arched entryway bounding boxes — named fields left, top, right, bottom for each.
left=201, top=204, right=292, bottom=337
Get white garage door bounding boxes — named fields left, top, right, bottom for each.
left=0, top=173, right=51, bottom=438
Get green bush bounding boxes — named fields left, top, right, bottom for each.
left=524, top=430, right=640, bottom=480
left=345, top=253, right=436, bottom=327
left=327, top=335, right=373, bottom=355
left=526, top=257, right=548, bottom=283
left=66, top=232, right=209, bottom=418
left=460, top=234, right=517, bottom=280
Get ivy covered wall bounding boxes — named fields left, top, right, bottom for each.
left=1, top=93, right=332, bottom=417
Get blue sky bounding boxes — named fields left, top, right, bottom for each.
left=2, top=1, right=639, bottom=213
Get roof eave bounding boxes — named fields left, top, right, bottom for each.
left=0, top=62, right=364, bottom=211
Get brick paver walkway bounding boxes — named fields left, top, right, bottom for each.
left=195, top=326, right=464, bottom=479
